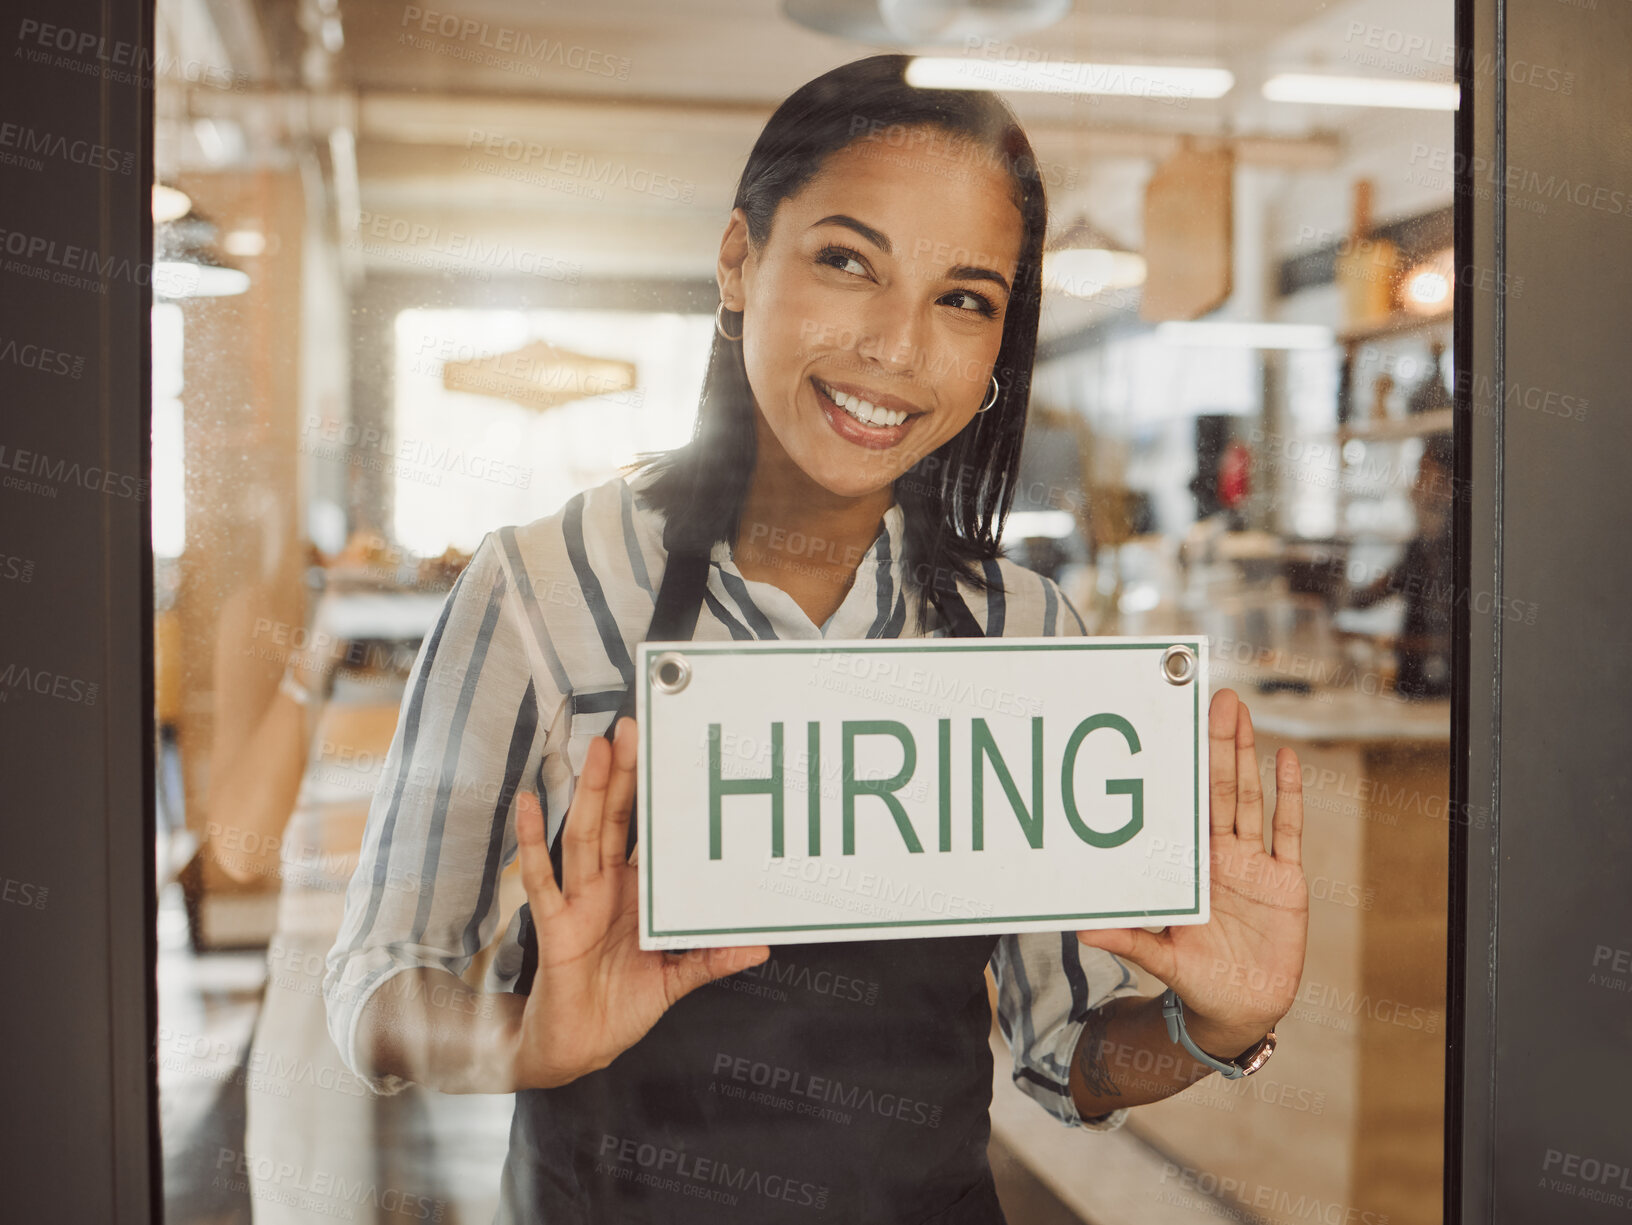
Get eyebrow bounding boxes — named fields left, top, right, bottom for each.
left=949, top=264, right=1011, bottom=296
left=812, top=214, right=892, bottom=253
left=811, top=215, right=1013, bottom=296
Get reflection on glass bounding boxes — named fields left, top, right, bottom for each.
left=153, top=2, right=1454, bottom=1224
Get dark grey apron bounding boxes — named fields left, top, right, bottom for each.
left=498, top=550, right=1007, bottom=1224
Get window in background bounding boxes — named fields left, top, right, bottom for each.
left=391, top=308, right=712, bottom=555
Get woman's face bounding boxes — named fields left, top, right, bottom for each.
left=719, top=127, right=1025, bottom=500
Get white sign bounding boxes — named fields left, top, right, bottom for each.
left=635, top=637, right=1209, bottom=949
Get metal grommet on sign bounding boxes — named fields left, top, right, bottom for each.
left=1160, top=644, right=1196, bottom=686
left=650, top=651, right=691, bottom=695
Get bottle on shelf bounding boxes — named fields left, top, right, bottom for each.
left=1371, top=373, right=1395, bottom=424
left=1407, top=339, right=1452, bottom=416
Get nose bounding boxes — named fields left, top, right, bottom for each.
left=856, top=283, right=926, bottom=377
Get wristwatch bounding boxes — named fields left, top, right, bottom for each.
left=1160, top=988, right=1277, bottom=1080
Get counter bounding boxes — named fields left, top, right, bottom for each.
left=990, top=670, right=1450, bottom=1225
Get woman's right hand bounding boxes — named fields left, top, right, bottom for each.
left=509, top=716, right=769, bottom=1090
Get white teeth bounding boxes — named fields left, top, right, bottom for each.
left=821, top=382, right=906, bottom=427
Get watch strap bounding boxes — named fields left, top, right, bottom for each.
left=1160, top=988, right=1275, bottom=1080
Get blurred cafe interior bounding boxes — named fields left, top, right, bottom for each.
left=151, top=1, right=1459, bottom=1222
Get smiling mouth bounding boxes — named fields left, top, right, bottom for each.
left=813, top=378, right=916, bottom=428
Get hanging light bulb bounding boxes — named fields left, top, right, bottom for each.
left=152, top=184, right=192, bottom=224
left=1402, top=247, right=1453, bottom=314
left=154, top=209, right=251, bottom=300
left=1042, top=217, right=1146, bottom=300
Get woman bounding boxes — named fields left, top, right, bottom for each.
left=325, top=55, right=1308, bottom=1224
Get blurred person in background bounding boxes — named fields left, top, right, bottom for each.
left=207, top=522, right=467, bottom=1223
left=1343, top=432, right=1455, bottom=700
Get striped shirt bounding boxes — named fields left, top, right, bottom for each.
left=323, top=468, right=1139, bottom=1131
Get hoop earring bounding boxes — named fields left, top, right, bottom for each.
left=715, top=302, right=743, bottom=342
left=976, top=374, right=999, bottom=413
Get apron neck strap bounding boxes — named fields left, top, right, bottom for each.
left=931, top=582, right=986, bottom=639
left=648, top=550, right=711, bottom=642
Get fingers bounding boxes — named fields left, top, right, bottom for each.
left=562, top=734, right=611, bottom=896
left=600, top=717, right=638, bottom=872
left=1077, top=926, right=1171, bottom=979
left=662, top=944, right=771, bottom=1006
left=1270, top=747, right=1304, bottom=867
left=1233, top=700, right=1265, bottom=847
left=1208, top=688, right=1240, bottom=837
left=515, top=790, right=564, bottom=921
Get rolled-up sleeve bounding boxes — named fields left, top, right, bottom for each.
left=323, top=532, right=555, bottom=1094
left=991, top=933, right=1140, bottom=1130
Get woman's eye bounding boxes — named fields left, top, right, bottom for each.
left=941, top=289, right=998, bottom=317
left=816, top=246, right=869, bottom=277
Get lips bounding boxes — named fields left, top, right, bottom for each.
left=814, top=378, right=915, bottom=427
left=811, top=378, right=920, bottom=450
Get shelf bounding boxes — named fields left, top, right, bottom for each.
left=1338, top=407, right=1453, bottom=442
left=1337, top=310, right=1451, bottom=346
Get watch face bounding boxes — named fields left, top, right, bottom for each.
left=1237, top=1031, right=1277, bottom=1076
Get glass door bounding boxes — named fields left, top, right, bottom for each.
left=142, top=4, right=1460, bottom=1223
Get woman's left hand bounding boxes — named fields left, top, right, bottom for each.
left=1076, top=688, right=1309, bottom=1055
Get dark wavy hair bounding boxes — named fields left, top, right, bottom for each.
left=633, top=54, right=1048, bottom=629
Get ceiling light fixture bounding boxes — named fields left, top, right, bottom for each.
left=1042, top=217, right=1146, bottom=300
left=155, top=210, right=251, bottom=299
left=907, top=55, right=1234, bottom=100
left=783, top=0, right=1069, bottom=48
left=1262, top=73, right=1459, bottom=110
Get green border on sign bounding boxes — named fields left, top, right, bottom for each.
left=640, top=640, right=1205, bottom=939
